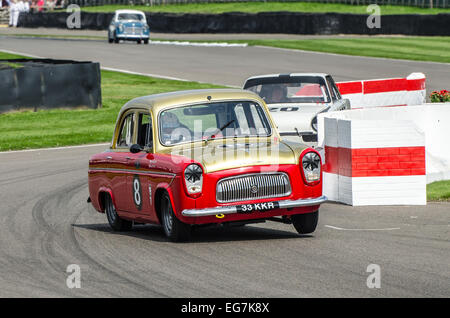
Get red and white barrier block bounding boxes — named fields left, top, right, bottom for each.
left=322, top=117, right=426, bottom=205
left=336, top=73, right=426, bottom=109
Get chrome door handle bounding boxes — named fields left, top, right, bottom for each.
left=106, top=156, right=112, bottom=160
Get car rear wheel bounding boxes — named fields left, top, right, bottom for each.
left=105, top=194, right=132, bottom=231
left=143, top=39, right=149, bottom=44
left=161, top=193, right=191, bottom=242
left=291, top=211, right=318, bottom=234
left=137, top=39, right=142, bottom=44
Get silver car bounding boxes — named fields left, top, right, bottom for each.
left=243, top=73, right=350, bottom=143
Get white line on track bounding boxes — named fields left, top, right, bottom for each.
left=325, top=225, right=400, bottom=231
left=150, top=40, right=248, bottom=47
left=0, top=143, right=110, bottom=154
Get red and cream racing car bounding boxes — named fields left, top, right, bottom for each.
left=88, top=89, right=327, bottom=241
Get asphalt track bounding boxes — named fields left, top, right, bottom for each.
left=0, top=36, right=449, bottom=297
left=0, top=36, right=449, bottom=92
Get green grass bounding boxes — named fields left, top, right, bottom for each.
left=80, top=3, right=450, bottom=15
left=0, top=52, right=224, bottom=151
left=151, top=36, right=450, bottom=63
left=221, top=37, right=450, bottom=63
left=427, top=180, right=450, bottom=201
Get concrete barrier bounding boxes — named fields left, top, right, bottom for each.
left=336, top=72, right=426, bottom=109
left=318, top=103, right=450, bottom=205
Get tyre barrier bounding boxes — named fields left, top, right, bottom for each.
left=0, top=59, right=101, bottom=113
left=17, top=11, right=450, bottom=35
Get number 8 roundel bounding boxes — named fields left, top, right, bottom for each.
left=132, top=175, right=142, bottom=210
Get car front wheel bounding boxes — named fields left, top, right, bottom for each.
left=161, top=193, right=191, bottom=242
left=105, top=194, right=133, bottom=231
left=291, top=211, right=318, bottom=234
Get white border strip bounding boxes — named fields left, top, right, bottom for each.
left=325, top=225, right=400, bottom=231
left=150, top=40, right=247, bottom=47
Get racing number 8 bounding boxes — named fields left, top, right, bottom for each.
left=133, top=175, right=142, bottom=210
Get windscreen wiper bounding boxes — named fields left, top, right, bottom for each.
left=205, top=119, right=235, bottom=143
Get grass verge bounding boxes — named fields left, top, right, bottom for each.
left=222, top=37, right=450, bottom=63
left=427, top=180, right=450, bottom=201
left=0, top=51, right=224, bottom=151
left=80, top=3, right=450, bottom=15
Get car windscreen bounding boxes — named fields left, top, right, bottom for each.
left=244, top=76, right=331, bottom=104
left=159, top=101, right=272, bottom=146
left=118, top=13, right=144, bottom=21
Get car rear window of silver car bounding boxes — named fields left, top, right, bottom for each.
left=245, top=76, right=331, bottom=104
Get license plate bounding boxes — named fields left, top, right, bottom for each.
left=237, top=201, right=280, bottom=213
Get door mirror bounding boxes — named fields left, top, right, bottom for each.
left=130, top=144, right=143, bottom=154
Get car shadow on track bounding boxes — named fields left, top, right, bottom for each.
left=72, top=223, right=312, bottom=243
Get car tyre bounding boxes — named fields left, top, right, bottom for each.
left=161, top=192, right=191, bottom=242
left=114, top=33, right=119, bottom=44
left=137, top=39, right=142, bottom=44
left=143, top=39, right=149, bottom=44
left=291, top=211, right=318, bottom=234
left=105, top=194, right=133, bottom=231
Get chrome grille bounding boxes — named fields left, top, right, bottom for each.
left=216, top=173, right=291, bottom=203
left=124, top=26, right=142, bottom=35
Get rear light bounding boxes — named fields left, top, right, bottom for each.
left=301, top=152, right=321, bottom=184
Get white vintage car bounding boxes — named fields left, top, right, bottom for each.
left=243, top=73, right=350, bottom=143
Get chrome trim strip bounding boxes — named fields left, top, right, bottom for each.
left=182, top=195, right=327, bottom=217
left=89, top=167, right=175, bottom=177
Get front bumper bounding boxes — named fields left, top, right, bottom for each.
left=181, top=195, right=327, bottom=217
left=117, top=34, right=150, bottom=39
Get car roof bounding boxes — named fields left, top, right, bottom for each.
left=115, top=9, right=146, bottom=15
left=118, top=89, right=265, bottom=117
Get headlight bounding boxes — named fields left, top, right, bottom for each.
left=118, top=25, right=124, bottom=32
left=302, top=152, right=321, bottom=183
left=184, top=164, right=203, bottom=195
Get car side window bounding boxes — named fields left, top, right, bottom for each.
left=117, top=113, right=135, bottom=148
left=137, top=112, right=153, bottom=150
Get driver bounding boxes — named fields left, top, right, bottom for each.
left=270, top=85, right=286, bottom=103
left=160, top=112, right=190, bottom=144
